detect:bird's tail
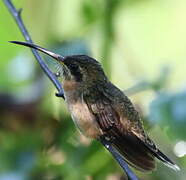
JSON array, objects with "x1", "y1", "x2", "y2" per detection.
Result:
[
  {"x1": 112, "y1": 134, "x2": 156, "y2": 172},
  {"x1": 150, "y1": 147, "x2": 180, "y2": 171},
  {"x1": 140, "y1": 135, "x2": 180, "y2": 171},
  {"x1": 112, "y1": 134, "x2": 180, "y2": 172}
]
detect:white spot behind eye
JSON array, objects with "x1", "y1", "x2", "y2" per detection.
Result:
[{"x1": 55, "y1": 72, "x2": 61, "y2": 77}]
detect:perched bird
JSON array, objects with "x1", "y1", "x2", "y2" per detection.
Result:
[{"x1": 10, "y1": 41, "x2": 180, "y2": 172}]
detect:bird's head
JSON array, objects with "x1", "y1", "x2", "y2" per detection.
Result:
[{"x1": 10, "y1": 41, "x2": 108, "y2": 88}]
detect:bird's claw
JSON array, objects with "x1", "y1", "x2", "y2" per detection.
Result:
[{"x1": 55, "y1": 91, "x2": 65, "y2": 99}]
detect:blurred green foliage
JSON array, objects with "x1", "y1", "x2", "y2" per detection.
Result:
[
  {"x1": 149, "y1": 90, "x2": 186, "y2": 140},
  {"x1": 0, "y1": 0, "x2": 186, "y2": 180}
]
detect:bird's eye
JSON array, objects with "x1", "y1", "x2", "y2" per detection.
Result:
[
  {"x1": 69, "y1": 64, "x2": 78, "y2": 71},
  {"x1": 68, "y1": 64, "x2": 82, "y2": 81}
]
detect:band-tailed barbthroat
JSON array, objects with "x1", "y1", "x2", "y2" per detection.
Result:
[{"x1": 10, "y1": 41, "x2": 179, "y2": 172}]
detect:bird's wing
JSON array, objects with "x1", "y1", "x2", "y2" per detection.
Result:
[
  {"x1": 84, "y1": 83, "x2": 179, "y2": 171},
  {"x1": 83, "y1": 88, "x2": 155, "y2": 171}
]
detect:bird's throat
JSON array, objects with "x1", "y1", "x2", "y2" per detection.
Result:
[{"x1": 63, "y1": 80, "x2": 80, "y2": 92}]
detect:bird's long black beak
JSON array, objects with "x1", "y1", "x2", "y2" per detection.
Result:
[{"x1": 9, "y1": 41, "x2": 65, "y2": 62}]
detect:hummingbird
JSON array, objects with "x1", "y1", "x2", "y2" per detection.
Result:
[{"x1": 10, "y1": 41, "x2": 180, "y2": 172}]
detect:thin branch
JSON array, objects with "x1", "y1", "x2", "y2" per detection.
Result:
[
  {"x1": 3, "y1": 0, "x2": 64, "y2": 98},
  {"x1": 100, "y1": 137, "x2": 139, "y2": 180}
]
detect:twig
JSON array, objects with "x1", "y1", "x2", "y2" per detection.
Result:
[
  {"x1": 3, "y1": 0, "x2": 64, "y2": 98},
  {"x1": 100, "y1": 137, "x2": 139, "y2": 180}
]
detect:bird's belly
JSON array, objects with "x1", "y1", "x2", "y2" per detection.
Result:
[{"x1": 67, "y1": 101, "x2": 102, "y2": 139}]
